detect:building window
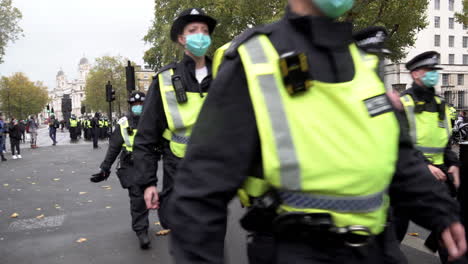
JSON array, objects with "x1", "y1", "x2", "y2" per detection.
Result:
[
  {"x1": 449, "y1": 35, "x2": 455, "y2": 47},
  {"x1": 464, "y1": 37, "x2": 468, "y2": 48},
  {"x1": 464, "y1": 24, "x2": 468, "y2": 30},
  {"x1": 458, "y1": 74, "x2": 465, "y2": 86},
  {"x1": 443, "y1": 74, "x2": 450, "y2": 86},
  {"x1": 459, "y1": 91, "x2": 465, "y2": 108},
  {"x1": 445, "y1": 91, "x2": 453, "y2": 103},
  {"x1": 449, "y1": 0, "x2": 454, "y2": 11},
  {"x1": 435, "y1": 0, "x2": 440, "y2": 10},
  {"x1": 435, "y1": 16, "x2": 441, "y2": 28},
  {"x1": 436, "y1": 53, "x2": 441, "y2": 64},
  {"x1": 464, "y1": 55, "x2": 468, "y2": 65},
  {"x1": 449, "y1": 54, "x2": 455, "y2": 64},
  {"x1": 449, "y1": 17, "x2": 454, "y2": 29},
  {"x1": 435, "y1": 35, "x2": 441, "y2": 47}
]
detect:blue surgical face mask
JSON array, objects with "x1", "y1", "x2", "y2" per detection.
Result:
[
  {"x1": 421, "y1": 70, "x2": 440, "y2": 88},
  {"x1": 131, "y1": 105, "x2": 143, "y2": 116},
  {"x1": 185, "y1": 33, "x2": 212, "y2": 57},
  {"x1": 313, "y1": 0, "x2": 355, "y2": 19}
]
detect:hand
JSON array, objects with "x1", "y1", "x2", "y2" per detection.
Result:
[
  {"x1": 428, "y1": 165, "x2": 447, "y2": 181},
  {"x1": 144, "y1": 186, "x2": 160, "y2": 210},
  {"x1": 387, "y1": 90, "x2": 403, "y2": 111},
  {"x1": 441, "y1": 222, "x2": 467, "y2": 261},
  {"x1": 448, "y1": 166, "x2": 460, "y2": 189},
  {"x1": 90, "y1": 170, "x2": 110, "y2": 183}
]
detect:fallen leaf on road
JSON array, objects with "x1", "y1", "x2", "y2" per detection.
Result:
[
  {"x1": 36, "y1": 208, "x2": 42, "y2": 211},
  {"x1": 154, "y1": 222, "x2": 161, "y2": 226},
  {"x1": 101, "y1": 185, "x2": 111, "y2": 188},
  {"x1": 3, "y1": 184, "x2": 9, "y2": 187},
  {"x1": 82, "y1": 162, "x2": 86, "y2": 164},
  {"x1": 59, "y1": 169, "x2": 64, "y2": 172},
  {"x1": 53, "y1": 178, "x2": 61, "y2": 181},
  {"x1": 105, "y1": 206, "x2": 112, "y2": 209},
  {"x1": 36, "y1": 214, "x2": 45, "y2": 219},
  {"x1": 156, "y1": 230, "x2": 171, "y2": 236},
  {"x1": 26, "y1": 177, "x2": 31, "y2": 179},
  {"x1": 408, "y1": 233, "x2": 419, "y2": 237},
  {"x1": 10, "y1": 213, "x2": 19, "y2": 218},
  {"x1": 16, "y1": 189, "x2": 22, "y2": 191},
  {"x1": 31, "y1": 182, "x2": 36, "y2": 185},
  {"x1": 79, "y1": 192, "x2": 87, "y2": 195},
  {"x1": 71, "y1": 171, "x2": 75, "y2": 174},
  {"x1": 76, "y1": 238, "x2": 87, "y2": 243},
  {"x1": 66, "y1": 189, "x2": 71, "y2": 192}
]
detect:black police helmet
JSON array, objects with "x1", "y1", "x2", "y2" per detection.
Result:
[
  {"x1": 128, "y1": 91, "x2": 146, "y2": 104},
  {"x1": 170, "y1": 8, "x2": 217, "y2": 42}
]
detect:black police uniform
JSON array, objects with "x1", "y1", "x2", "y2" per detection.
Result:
[
  {"x1": 91, "y1": 114, "x2": 100, "y2": 149},
  {"x1": 99, "y1": 113, "x2": 149, "y2": 235},
  {"x1": 133, "y1": 54, "x2": 212, "y2": 228},
  {"x1": 166, "y1": 7, "x2": 461, "y2": 264},
  {"x1": 393, "y1": 52, "x2": 464, "y2": 264}
]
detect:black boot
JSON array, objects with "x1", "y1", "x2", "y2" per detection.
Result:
[{"x1": 137, "y1": 230, "x2": 151, "y2": 250}]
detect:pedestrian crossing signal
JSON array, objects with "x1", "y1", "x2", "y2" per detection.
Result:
[{"x1": 106, "y1": 81, "x2": 116, "y2": 102}]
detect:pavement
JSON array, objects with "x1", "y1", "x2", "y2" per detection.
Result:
[{"x1": 0, "y1": 129, "x2": 454, "y2": 264}]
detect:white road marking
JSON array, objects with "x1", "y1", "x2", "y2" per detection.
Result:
[{"x1": 8, "y1": 215, "x2": 66, "y2": 232}]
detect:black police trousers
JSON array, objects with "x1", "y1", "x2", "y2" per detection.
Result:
[
  {"x1": 247, "y1": 226, "x2": 407, "y2": 264},
  {"x1": 127, "y1": 185, "x2": 149, "y2": 233}
]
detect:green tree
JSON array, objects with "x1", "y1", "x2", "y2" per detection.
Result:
[
  {"x1": 0, "y1": 0, "x2": 23, "y2": 64},
  {"x1": 143, "y1": 0, "x2": 429, "y2": 67},
  {"x1": 455, "y1": 0, "x2": 468, "y2": 27},
  {"x1": 84, "y1": 56, "x2": 129, "y2": 116},
  {"x1": 0, "y1": 73, "x2": 49, "y2": 119}
]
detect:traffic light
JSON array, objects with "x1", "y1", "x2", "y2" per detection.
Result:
[
  {"x1": 51, "y1": 107, "x2": 54, "y2": 114},
  {"x1": 106, "y1": 81, "x2": 116, "y2": 102},
  {"x1": 126, "y1": 61, "x2": 136, "y2": 94},
  {"x1": 46, "y1": 104, "x2": 50, "y2": 112}
]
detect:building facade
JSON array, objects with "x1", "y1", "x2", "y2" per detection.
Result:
[
  {"x1": 135, "y1": 65, "x2": 156, "y2": 92},
  {"x1": 49, "y1": 57, "x2": 91, "y2": 120},
  {"x1": 384, "y1": 0, "x2": 468, "y2": 109}
]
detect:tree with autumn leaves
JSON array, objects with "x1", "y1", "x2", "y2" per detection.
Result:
[
  {"x1": 143, "y1": 0, "x2": 430, "y2": 68},
  {"x1": 0, "y1": 73, "x2": 49, "y2": 119}
]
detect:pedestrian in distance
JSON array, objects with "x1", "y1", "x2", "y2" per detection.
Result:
[
  {"x1": 27, "y1": 115, "x2": 39, "y2": 149},
  {"x1": 8, "y1": 118, "x2": 22, "y2": 160},
  {"x1": 49, "y1": 115, "x2": 59, "y2": 146},
  {"x1": 165, "y1": 0, "x2": 467, "y2": 263},
  {"x1": 69, "y1": 114, "x2": 79, "y2": 143},
  {"x1": 18, "y1": 120, "x2": 26, "y2": 144},
  {"x1": 0, "y1": 113, "x2": 7, "y2": 161},
  {"x1": 133, "y1": 7, "x2": 218, "y2": 232},
  {"x1": 91, "y1": 91, "x2": 151, "y2": 249},
  {"x1": 91, "y1": 112, "x2": 100, "y2": 149}
]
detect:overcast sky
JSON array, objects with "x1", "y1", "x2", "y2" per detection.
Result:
[{"x1": 0, "y1": 0, "x2": 155, "y2": 90}]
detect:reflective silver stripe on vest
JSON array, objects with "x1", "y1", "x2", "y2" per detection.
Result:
[
  {"x1": 161, "y1": 70, "x2": 185, "y2": 131},
  {"x1": 171, "y1": 134, "x2": 190, "y2": 144},
  {"x1": 402, "y1": 95, "x2": 417, "y2": 145},
  {"x1": 279, "y1": 190, "x2": 385, "y2": 213},
  {"x1": 121, "y1": 121, "x2": 132, "y2": 148},
  {"x1": 416, "y1": 146, "x2": 445, "y2": 154},
  {"x1": 243, "y1": 37, "x2": 301, "y2": 190}
]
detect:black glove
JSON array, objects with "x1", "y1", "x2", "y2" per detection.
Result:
[{"x1": 90, "y1": 170, "x2": 110, "y2": 183}]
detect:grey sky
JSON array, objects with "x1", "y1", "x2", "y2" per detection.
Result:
[{"x1": 0, "y1": 0, "x2": 154, "y2": 90}]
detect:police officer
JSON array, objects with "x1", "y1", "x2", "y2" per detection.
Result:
[
  {"x1": 133, "y1": 8, "x2": 217, "y2": 229},
  {"x1": 396, "y1": 51, "x2": 463, "y2": 263},
  {"x1": 164, "y1": 1, "x2": 466, "y2": 263},
  {"x1": 69, "y1": 114, "x2": 78, "y2": 142},
  {"x1": 90, "y1": 91, "x2": 151, "y2": 249},
  {"x1": 91, "y1": 112, "x2": 100, "y2": 149}
]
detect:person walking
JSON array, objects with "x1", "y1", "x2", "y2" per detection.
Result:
[
  {"x1": 8, "y1": 118, "x2": 21, "y2": 159},
  {"x1": 0, "y1": 113, "x2": 7, "y2": 161},
  {"x1": 163, "y1": 1, "x2": 466, "y2": 263},
  {"x1": 133, "y1": 7, "x2": 217, "y2": 232},
  {"x1": 49, "y1": 115, "x2": 59, "y2": 146},
  {"x1": 396, "y1": 51, "x2": 464, "y2": 264},
  {"x1": 91, "y1": 112, "x2": 100, "y2": 149},
  {"x1": 91, "y1": 91, "x2": 151, "y2": 249},
  {"x1": 27, "y1": 116, "x2": 39, "y2": 149}
]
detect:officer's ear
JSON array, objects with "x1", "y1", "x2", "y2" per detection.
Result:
[{"x1": 178, "y1": 34, "x2": 187, "y2": 47}]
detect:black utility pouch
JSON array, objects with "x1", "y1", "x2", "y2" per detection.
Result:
[
  {"x1": 171, "y1": 75, "x2": 188, "y2": 103},
  {"x1": 240, "y1": 190, "x2": 281, "y2": 232}
]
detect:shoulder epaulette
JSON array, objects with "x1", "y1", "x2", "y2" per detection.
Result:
[
  {"x1": 118, "y1": 116, "x2": 128, "y2": 126},
  {"x1": 156, "y1": 62, "x2": 177, "y2": 75},
  {"x1": 225, "y1": 22, "x2": 277, "y2": 59}
]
